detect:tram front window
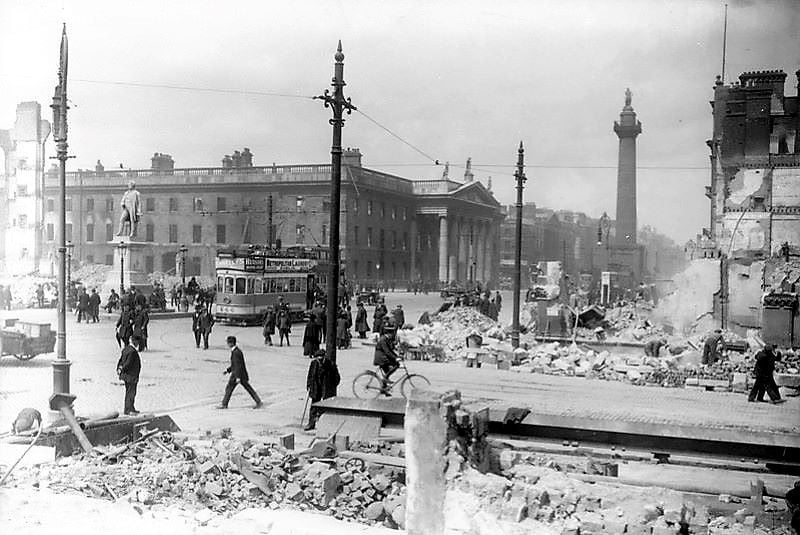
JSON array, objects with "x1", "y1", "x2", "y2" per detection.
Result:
[
  {"x1": 235, "y1": 277, "x2": 246, "y2": 294},
  {"x1": 224, "y1": 277, "x2": 234, "y2": 293}
]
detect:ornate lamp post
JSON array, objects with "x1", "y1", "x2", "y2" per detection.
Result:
[
  {"x1": 50, "y1": 25, "x2": 71, "y2": 396},
  {"x1": 179, "y1": 244, "x2": 188, "y2": 288},
  {"x1": 315, "y1": 41, "x2": 356, "y2": 367},
  {"x1": 66, "y1": 240, "x2": 74, "y2": 288},
  {"x1": 511, "y1": 142, "x2": 526, "y2": 349},
  {"x1": 118, "y1": 241, "x2": 128, "y2": 294}
]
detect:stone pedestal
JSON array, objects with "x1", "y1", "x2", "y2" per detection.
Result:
[{"x1": 103, "y1": 237, "x2": 150, "y2": 296}]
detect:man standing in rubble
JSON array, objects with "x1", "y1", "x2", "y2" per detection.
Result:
[
  {"x1": 748, "y1": 344, "x2": 784, "y2": 404},
  {"x1": 702, "y1": 329, "x2": 724, "y2": 365}
]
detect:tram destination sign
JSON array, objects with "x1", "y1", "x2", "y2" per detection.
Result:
[{"x1": 216, "y1": 256, "x2": 313, "y2": 272}]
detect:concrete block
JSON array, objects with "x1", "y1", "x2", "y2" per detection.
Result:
[{"x1": 279, "y1": 433, "x2": 295, "y2": 450}]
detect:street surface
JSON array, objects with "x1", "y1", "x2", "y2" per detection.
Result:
[{"x1": 1, "y1": 291, "x2": 797, "y2": 439}]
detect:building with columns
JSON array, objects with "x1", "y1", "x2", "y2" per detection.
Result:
[
  {"x1": 36, "y1": 146, "x2": 504, "y2": 286},
  {"x1": 0, "y1": 102, "x2": 52, "y2": 274}
]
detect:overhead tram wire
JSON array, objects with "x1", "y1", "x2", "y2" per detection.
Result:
[{"x1": 70, "y1": 78, "x2": 315, "y2": 100}]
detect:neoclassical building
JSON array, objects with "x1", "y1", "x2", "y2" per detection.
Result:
[{"x1": 37, "y1": 147, "x2": 504, "y2": 286}]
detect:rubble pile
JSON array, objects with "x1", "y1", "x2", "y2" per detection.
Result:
[
  {"x1": 398, "y1": 307, "x2": 505, "y2": 360},
  {"x1": 9, "y1": 432, "x2": 408, "y2": 530},
  {"x1": 72, "y1": 263, "x2": 112, "y2": 291}
]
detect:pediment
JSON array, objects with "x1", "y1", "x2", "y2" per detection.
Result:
[{"x1": 450, "y1": 181, "x2": 501, "y2": 207}]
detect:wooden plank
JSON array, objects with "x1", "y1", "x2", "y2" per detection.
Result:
[{"x1": 315, "y1": 412, "x2": 382, "y2": 442}]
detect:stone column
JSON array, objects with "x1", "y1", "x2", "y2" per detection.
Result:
[
  {"x1": 409, "y1": 217, "x2": 417, "y2": 281},
  {"x1": 405, "y1": 390, "x2": 446, "y2": 535},
  {"x1": 448, "y1": 217, "x2": 459, "y2": 283},
  {"x1": 458, "y1": 218, "x2": 468, "y2": 283},
  {"x1": 476, "y1": 221, "x2": 486, "y2": 283},
  {"x1": 438, "y1": 215, "x2": 448, "y2": 283},
  {"x1": 484, "y1": 222, "x2": 494, "y2": 285}
]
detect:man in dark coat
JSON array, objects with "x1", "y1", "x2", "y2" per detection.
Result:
[
  {"x1": 277, "y1": 308, "x2": 291, "y2": 346},
  {"x1": 133, "y1": 288, "x2": 147, "y2": 310},
  {"x1": 303, "y1": 316, "x2": 320, "y2": 356},
  {"x1": 89, "y1": 289, "x2": 101, "y2": 323},
  {"x1": 304, "y1": 350, "x2": 341, "y2": 430},
  {"x1": 373, "y1": 300, "x2": 388, "y2": 334},
  {"x1": 262, "y1": 306, "x2": 276, "y2": 346},
  {"x1": 116, "y1": 305, "x2": 133, "y2": 347},
  {"x1": 217, "y1": 336, "x2": 263, "y2": 409},
  {"x1": 117, "y1": 335, "x2": 142, "y2": 415},
  {"x1": 132, "y1": 306, "x2": 149, "y2": 351},
  {"x1": 191, "y1": 305, "x2": 204, "y2": 348},
  {"x1": 77, "y1": 288, "x2": 89, "y2": 323},
  {"x1": 748, "y1": 344, "x2": 784, "y2": 403},
  {"x1": 392, "y1": 304, "x2": 405, "y2": 330},
  {"x1": 355, "y1": 302, "x2": 369, "y2": 338},
  {"x1": 702, "y1": 329, "x2": 723, "y2": 365},
  {"x1": 197, "y1": 307, "x2": 214, "y2": 350},
  {"x1": 373, "y1": 326, "x2": 400, "y2": 392}
]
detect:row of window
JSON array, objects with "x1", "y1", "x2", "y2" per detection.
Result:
[
  {"x1": 352, "y1": 226, "x2": 409, "y2": 250},
  {"x1": 46, "y1": 223, "x2": 234, "y2": 244},
  {"x1": 47, "y1": 196, "x2": 235, "y2": 214},
  {"x1": 349, "y1": 260, "x2": 408, "y2": 280},
  {"x1": 217, "y1": 276, "x2": 308, "y2": 295}
]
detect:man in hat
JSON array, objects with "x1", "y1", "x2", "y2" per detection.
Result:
[
  {"x1": 392, "y1": 304, "x2": 405, "y2": 330},
  {"x1": 702, "y1": 329, "x2": 723, "y2": 365},
  {"x1": 748, "y1": 344, "x2": 784, "y2": 404},
  {"x1": 217, "y1": 336, "x2": 263, "y2": 409},
  {"x1": 373, "y1": 325, "x2": 400, "y2": 394}
]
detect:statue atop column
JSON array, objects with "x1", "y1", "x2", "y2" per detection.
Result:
[
  {"x1": 116, "y1": 180, "x2": 141, "y2": 239},
  {"x1": 624, "y1": 88, "x2": 632, "y2": 109},
  {"x1": 442, "y1": 161, "x2": 450, "y2": 180}
]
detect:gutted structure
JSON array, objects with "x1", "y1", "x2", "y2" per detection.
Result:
[{"x1": 706, "y1": 69, "x2": 800, "y2": 331}]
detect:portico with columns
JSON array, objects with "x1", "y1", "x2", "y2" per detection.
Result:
[{"x1": 412, "y1": 178, "x2": 504, "y2": 286}]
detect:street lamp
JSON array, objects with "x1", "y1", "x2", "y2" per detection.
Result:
[
  {"x1": 118, "y1": 241, "x2": 127, "y2": 294},
  {"x1": 179, "y1": 244, "x2": 188, "y2": 288}
]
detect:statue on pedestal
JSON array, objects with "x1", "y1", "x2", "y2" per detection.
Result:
[{"x1": 116, "y1": 180, "x2": 142, "y2": 239}]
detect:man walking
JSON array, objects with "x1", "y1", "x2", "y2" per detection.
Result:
[
  {"x1": 217, "y1": 336, "x2": 263, "y2": 409},
  {"x1": 89, "y1": 288, "x2": 101, "y2": 323},
  {"x1": 117, "y1": 335, "x2": 142, "y2": 415},
  {"x1": 77, "y1": 287, "x2": 89, "y2": 323},
  {"x1": 748, "y1": 344, "x2": 784, "y2": 404},
  {"x1": 197, "y1": 306, "x2": 214, "y2": 350}
]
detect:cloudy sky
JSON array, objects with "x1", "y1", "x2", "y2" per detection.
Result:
[{"x1": 1, "y1": 0, "x2": 798, "y2": 243}]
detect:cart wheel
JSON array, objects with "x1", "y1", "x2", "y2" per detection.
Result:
[
  {"x1": 344, "y1": 457, "x2": 365, "y2": 472},
  {"x1": 13, "y1": 353, "x2": 37, "y2": 361}
]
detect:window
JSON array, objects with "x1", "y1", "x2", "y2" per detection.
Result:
[
  {"x1": 216, "y1": 224, "x2": 226, "y2": 244},
  {"x1": 367, "y1": 227, "x2": 372, "y2": 248},
  {"x1": 243, "y1": 224, "x2": 252, "y2": 244},
  {"x1": 224, "y1": 277, "x2": 234, "y2": 293},
  {"x1": 86, "y1": 223, "x2": 94, "y2": 242},
  {"x1": 402, "y1": 232, "x2": 408, "y2": 251},
  {"x1": 367, "y1": 261, "x2": 373, "y2": 277},
  {"x1": 192, "y1": 225, "x2": 202, "y2": 244},
  {"x1": 391, "y1": 206, "x2": 397, "y2": 220},
  {"x1": 145, "y1": 256, "x2": 154, "y2": 273},
  {"x1": 247, "y1": 278, "x2": 255, "y2": 294},
  {"x1": 47, "y1": 199, "x2": 54, "y2": 212},
  {"x1": 65, "y1": 198, "x2": 72, "y2": 212},
  {"x1": 353, "y1": 199, "x2": 359, "y2": 214},
  {"x1": 46, "y1": 223, "x2": 54, "y2": 241},
  {"x1": 217, "y1": 197, "x2": 226, "y2": 212},
  {"x1": 217, "y1": 277, "x2": 223, "y2": 292},
  {"x1": 403, "y1": 207, "x2": 408, "y2": 221},
  {"x1": 86, "y1": 198, "x2": 94, "y2": 211},
  {"x1": 353, "y1": 260, "x2": 359, "y2": 278},
  {"x1": 145, "y1": 198, "x2": 155, "y2": 212},
  {"x1": 295, "y1": 224, "x2": 305, "y2": 244},
  {"x1": 235, "y1": 277, "x2": 246, "y2": 294},
  {"x1": 169, "y1": 198, "x2": 178, "y2": 212},
  {"x1": 296, "y1": 196, "x2": 305, "y2": 213},
  {"x1": 105, "y1": 254, "x2": 114, "y2": 265},
  {"x1": 322, "y1": 200, "x2": 331, "y2": 212},
  {"x1": 146, "y1": 223, "x2": 154, "y2": 242},
  {"x1": 321, "y1": 224, "x2": 327, "y2": 243},
  {"x1": 367, "y1": 200, "x2": 373, "y2": 216},
  {"x1": 106, "y1": 223, "x2": 113, "y2": 241},
  {"x1": 193, "y1": 198, "x2": 203, "y2": 212},
  {"x1": 189, "y1": 257, "x2": 202, "y2": 276},
  {"x1": 380, "y1": 229, "x2": 385, "y2": 249},
  {"x1": 380, "y1": 202, "x2": 385, "y2": 218},
  {"x1": 354, "y1": 226, "x2": 359, "y2": 245},
  {"x1": 66, "y1": 223, "x2": 72, "y2": 242},
  {"x1": 106, "y1": 198, "x2": 114, "y2": 213},
  {"x1": 169, "y1": 224, "x2": 178, "y2": 243},
  {"x1": 254, "y1": 278, "x2": 263, "y2": 294},
  {"x1": 392, "y1": 230, "x2": 397, "y2": 249},
  {"x1": 86, "y1": 254, "x2": 94, "y2": 263}
]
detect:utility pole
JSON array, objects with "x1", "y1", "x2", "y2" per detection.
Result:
[
  {"x1": 50, "y1": 24, "x2": 71, "y2": 397},
  {"x1": 267, "y1": 194, "x2": 274, "y2": 247},
  {"x1": 315, "y1": 41, "x2": 356, "y2": 367},
  {"x1": 511, "y1": 142, "x2": 526, "y2": 349}
]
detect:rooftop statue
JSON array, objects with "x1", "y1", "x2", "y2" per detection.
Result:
[{"x1": 625, "y1": 88, "x2": 632, "y2": 108}]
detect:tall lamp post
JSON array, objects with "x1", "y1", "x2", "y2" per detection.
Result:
[
  {"x1": 118, "y1": 241, "x2": 127, "y2": 294},
  {"x1": 66, "y1": 241, "x2": 74, "y2": 288},
  {"x1": 51, "y1": 25, "x2": 71, "y2": 396},
  {"x1": 179, "y1": 244, "x2": 188, "y2": 288},
  {"x1": 315, "y1": 41, "x2": 356, "y2": 367},
  {"x1": 511, "y1": 142, "x2": 526, "y2": 349}
]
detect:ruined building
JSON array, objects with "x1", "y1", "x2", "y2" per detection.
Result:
[{"x1": 706, "y1": 69, "x2": 800, "y2": 331}]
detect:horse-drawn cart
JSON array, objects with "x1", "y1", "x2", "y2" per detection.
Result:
[{"x1": 0, "y1": 321, "x2": 56, "y2": 361}]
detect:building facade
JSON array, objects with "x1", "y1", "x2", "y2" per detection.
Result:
[
  {"x1": 704, "y1": 69, "x2": 800, "y2": 330},
  {"x1": 37, "y1": 147, "x2": 504, "y2": 286},
  {"x1": 0, "y1": 102, "x2": 51, "y2": 274}
]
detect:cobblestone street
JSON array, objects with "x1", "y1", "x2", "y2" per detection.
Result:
[{"x1": 1, "y1": 292, "x2": 797, "y2": 439}]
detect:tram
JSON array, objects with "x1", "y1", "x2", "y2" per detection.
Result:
[{"x1": 212, "y1": 246, "x2": 329, "y2": 324}]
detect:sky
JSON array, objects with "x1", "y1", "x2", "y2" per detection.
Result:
[{"x1": 1, "y1": 0, "x2": 798, "y2": 244}]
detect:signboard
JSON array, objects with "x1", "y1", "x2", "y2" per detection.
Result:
[{"x1": 216, "y1": 255, "x2": 314, "y2": 273}]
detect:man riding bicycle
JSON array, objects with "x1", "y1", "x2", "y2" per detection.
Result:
[{"x1": 373, "y1": 325, "x2": 400, "y2": 393}]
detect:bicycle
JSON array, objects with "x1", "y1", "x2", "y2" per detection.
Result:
[{"x1": 352, "y1": 357, "x2": 431, "y2": 399}]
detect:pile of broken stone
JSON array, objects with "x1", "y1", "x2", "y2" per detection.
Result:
[{"x1": 7, "y1": 432, "x2": 409, "y2": 530}]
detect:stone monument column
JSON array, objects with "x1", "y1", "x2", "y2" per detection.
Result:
[{"x1": 614, "y1": 88, "x2": 642, "y2": 246}]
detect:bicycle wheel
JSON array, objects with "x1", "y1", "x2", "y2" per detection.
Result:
[
  {"x1": 400, "y1": 374, "x2": 431, "y2": 398},
  {"x1": 353, "y1": 371, "x2": 383, "y2": 399}
]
